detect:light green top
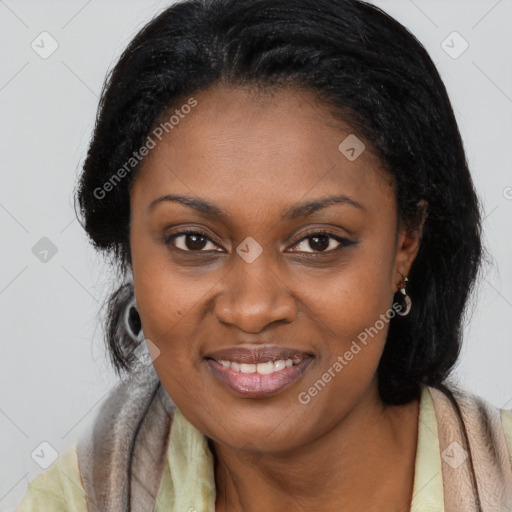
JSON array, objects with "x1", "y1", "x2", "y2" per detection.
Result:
[{"x1": 16, "y1": 386, "x2": 512, "y2": 511}]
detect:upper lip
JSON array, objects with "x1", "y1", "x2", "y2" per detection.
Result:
[{"x1": 205, "y1": 345, "x2": 312, "y2": 364}]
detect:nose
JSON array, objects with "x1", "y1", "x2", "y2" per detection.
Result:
[{"x1": 213, "y1": 253, "x2": 297, "y2": 333}]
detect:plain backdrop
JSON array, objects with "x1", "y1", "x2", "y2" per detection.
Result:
[{"x1": 1, "y1": 0, "x2": 511, "y2": 509}]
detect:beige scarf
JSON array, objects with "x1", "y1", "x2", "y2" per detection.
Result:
[{"x1": 76, "y1": 363, "x2": 512, "y2": 511}]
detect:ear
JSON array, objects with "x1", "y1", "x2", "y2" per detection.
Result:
[{"x1": 393, "y1": 200, "x2": 428, "y2": 292}]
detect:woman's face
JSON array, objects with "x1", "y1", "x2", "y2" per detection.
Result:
[{"x1": 129, "y1": 84, "x2": 421, "y2": 453}]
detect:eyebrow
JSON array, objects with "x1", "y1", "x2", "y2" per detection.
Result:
[{"x1": 148, "y1": 193, "x2": 364, "y2": 220}]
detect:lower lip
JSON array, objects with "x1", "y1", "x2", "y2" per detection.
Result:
[{"x1": 206, "y1": 357, "x2": 313, "y2": 398}]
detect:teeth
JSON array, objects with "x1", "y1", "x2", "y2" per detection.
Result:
[
  {"x1": 256, "y1": 361, "x2": 274, "y2": 375},
  {"x1": 240, "y1": 363, "x2": 256, "y2": 374},
  {"x1": 274, "y1": 360, "x2": 286, "y2": 371},
  {"x1": 218, "y1": 358, "x2": 302, "y2": 374}
]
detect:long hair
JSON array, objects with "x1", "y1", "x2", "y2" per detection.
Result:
[{"x1": 75, "y1": 2, "x2": 484, "y2": 505}]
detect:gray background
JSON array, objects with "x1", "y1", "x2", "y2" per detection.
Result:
[{"x1": 1, "y1": 0, "x2": 511, "y2": 509}]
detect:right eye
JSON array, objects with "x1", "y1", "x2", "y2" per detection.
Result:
[{"x1": 164, "y1": 229, "x2": 224, "y2": 252}]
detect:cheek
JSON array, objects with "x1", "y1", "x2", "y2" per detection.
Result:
[
  {"x1": 132, "y1": 258, "x2": 214, "y2": 359},
  {"x1": 129, "y1": 221, "x2": 197, "y2": 357},
  {"x1": 297, "y1": 231, "x2": 396, "y2": 404},
  {"x1": 131, "y1": 259, "x2": 216, "y2": 416},
  {"x1": 310, "y1": 235, "x2": 396, "y2": 345},
  {"x1": 129, "y1": 207, "x2": 215, "y2": 337}
]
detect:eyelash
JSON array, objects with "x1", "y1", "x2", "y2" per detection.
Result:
[{"x1": 163, "y1": 228, "x2": 357, "y2": 255}]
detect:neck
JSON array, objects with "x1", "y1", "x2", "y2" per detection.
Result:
[{"x1": 211, "y1": 384, "x2": 420, "y2": 512}]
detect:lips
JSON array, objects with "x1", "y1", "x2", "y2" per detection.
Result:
[
  {"x1": 205, "y1": 345, "x2": 314, "y2": 398},
  {"x1": 205, "y1": 346, "x2": 310, "y2": 364}
]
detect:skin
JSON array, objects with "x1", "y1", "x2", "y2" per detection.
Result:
[{"x1": 129, "y1": 83, "x2": 424, "y2": 511}]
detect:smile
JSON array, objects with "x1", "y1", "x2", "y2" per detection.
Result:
[
  {"x1": 217, "y1": 357, "x2": 303, "y2": 374},
  {"x1": 205, "y1": 345, "x2": 314, "y2": 398}
]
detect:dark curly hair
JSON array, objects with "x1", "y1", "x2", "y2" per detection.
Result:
[{"x1": 75, "y1": 0, "x2": 483, "y2": 409}]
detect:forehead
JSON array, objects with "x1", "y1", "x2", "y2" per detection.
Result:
[{"x1": 132, "y1": 84, "x2": 394, "y2": 220}]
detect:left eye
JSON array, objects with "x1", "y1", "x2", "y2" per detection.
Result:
[{"x1": 288, "y1": 232, "x2": 347, "y2": 253}]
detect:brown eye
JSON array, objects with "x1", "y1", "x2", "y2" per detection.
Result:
[
  {"x1": 288, "y1": 231, "x2": 357, "y2": 253},
  {"x1": 164, "y1": 230, "x2": 222, "y2": 252}
]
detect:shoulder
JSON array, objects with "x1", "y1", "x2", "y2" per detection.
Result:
[
  {"x1": 75, "y1": 366, "x2": 175, "y2": 510},
  {"x1": 16, "y1": 365, "x2": 174, "y2": 512},
  {"x1": 459, "y1": 387, "x2": 512, "y2": 470},
  {"x1": 429, "y1": 383, "x2": 512, "y2": 471},
  {"x1": 500, "y1": 407, "x2": 512, "y2": 469},
  {"x1": 16, "y1": 444, "x2": 87, "y2": 512}
]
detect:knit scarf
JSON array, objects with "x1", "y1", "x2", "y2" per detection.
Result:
[{"x1": 76, "y1": 363, "x2": 512, "y2": 511}]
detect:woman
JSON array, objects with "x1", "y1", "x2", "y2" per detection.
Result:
[{"x1": 16, "y1": 0, "x2": 512, "y2": 510}]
